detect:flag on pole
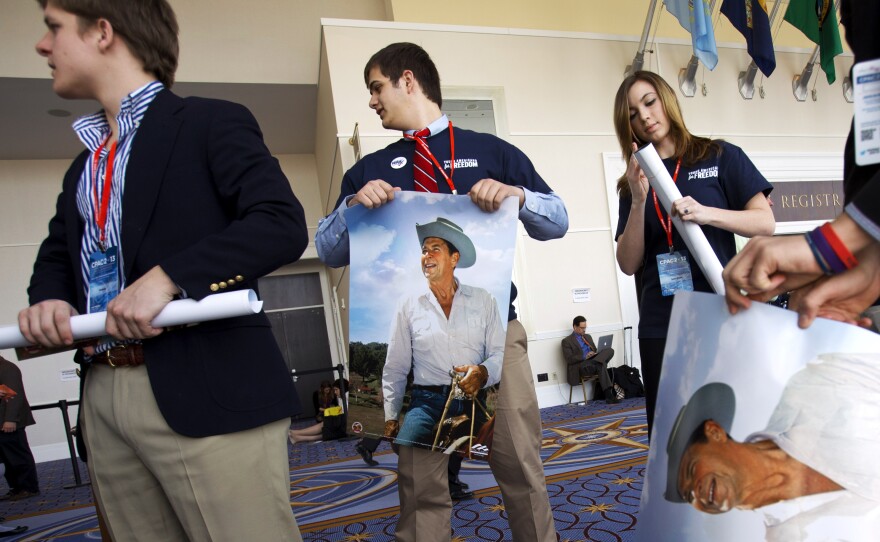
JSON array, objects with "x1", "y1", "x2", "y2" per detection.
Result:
[
  {"x1": 720, "y1": 0, "x2": 776, "y2": 76},
  {"x1": 784, "y1": 0, "x2": 843, "y2": 84},
  {"x1": 666, "y1": 0, "x2": 719, "y2": 70}
]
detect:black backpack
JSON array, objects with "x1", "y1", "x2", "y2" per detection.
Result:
[
  {"x1": 611, "y1": 366, "x2": 645, "y2": 398},
  {"x1": 321, "y1": 411, "x2": 347, "y2": 441}
]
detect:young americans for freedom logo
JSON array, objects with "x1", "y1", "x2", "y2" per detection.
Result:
[
  {"x1": 443, "y1": 158, "x2": 479, "y2": 169},
  {"x1": 687, "y1": 166, "x2": 718, "y2": 181},
  {"x1": 390, "y1": 157, "x2": 407, "y2": 169}
]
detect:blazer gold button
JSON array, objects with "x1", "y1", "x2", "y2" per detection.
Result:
[
  {"x1": 227, "y1": 279, "x2": 236, "y2": 286},
  {"x1": 235, "y1": 275, "x2": 244, "y2": 282},
  {"x1": 219, "y1": 281, "x2": 228, "y2": 289},
  {"x1": 210, "y1": 283, "x2": 219, "y2": 292}
]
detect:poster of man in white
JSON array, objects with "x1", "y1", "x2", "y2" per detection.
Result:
[
  {"x1": 346, "y1": 192, "x2": 518, "y2": 458},
  {"x1": 638, "y1": 291, "x2": 880, "y2": 542}
]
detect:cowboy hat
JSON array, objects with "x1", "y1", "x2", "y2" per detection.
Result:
[
  {"x1": 416, "y1": 217, "x2": 476, "y2": 268},
  {"x1": 664, "y1": 382, "x2": 736, "y2": 503}
]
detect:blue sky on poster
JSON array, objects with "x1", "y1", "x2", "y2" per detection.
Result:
[{"x1": 346, "y1": 192, "x2": 518, "y2": 344}]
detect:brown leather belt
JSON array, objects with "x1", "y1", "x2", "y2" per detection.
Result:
[{"x1": 91, "y1": 344, "x2": 145, "y2": 368}]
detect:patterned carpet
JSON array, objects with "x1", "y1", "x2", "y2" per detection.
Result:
[{"x1": 0, "y1": 398, "x2": 647, "y2": 541}]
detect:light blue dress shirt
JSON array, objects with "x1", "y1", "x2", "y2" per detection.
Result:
[{"x1": 382, "y1": 280, "x2": 505, "y2": 421}]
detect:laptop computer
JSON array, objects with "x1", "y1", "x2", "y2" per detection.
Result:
[{"x1": 597, "y1": 334, "x2": 613, "y2": 352}]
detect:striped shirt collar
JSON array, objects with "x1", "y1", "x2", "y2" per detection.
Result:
[{"x1": 72, "y1": 80, "x2": 164, "y2": 151}]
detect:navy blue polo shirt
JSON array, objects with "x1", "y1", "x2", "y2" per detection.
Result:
[
  {"x1": 615, "y1": 141, "x2": 773, "y2": 339},
  {"x1": 336, "y1": 127, "x2": 553, "y2": 322}
]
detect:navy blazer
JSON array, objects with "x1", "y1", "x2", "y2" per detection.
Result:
[{"x1": 28, "y1": 90, "x2": 308, "y2": 437}]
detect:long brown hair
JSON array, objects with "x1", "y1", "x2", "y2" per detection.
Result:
[
  {"x1": 612, "y1": 71, "x2": 720, "y2": 197},
  {"x1": 317, "y1": 380, "x2": 334, "y2": 408}
]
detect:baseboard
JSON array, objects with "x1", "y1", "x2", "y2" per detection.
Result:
[{"x1": 536, "y1": 382, "x2": 596, "y2": 409}]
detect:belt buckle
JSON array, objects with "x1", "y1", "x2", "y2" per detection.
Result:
[{"x1": 104, "y1": 345, "x2": 123, "y2": 368}]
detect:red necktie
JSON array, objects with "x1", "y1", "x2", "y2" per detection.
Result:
[{"x1": 412, "y1": 128, "x2": 438, "y2": 193}]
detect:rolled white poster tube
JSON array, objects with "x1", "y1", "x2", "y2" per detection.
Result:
[
  {"x1": 633, "y1": 143, "x2": 725, "y2": 295},
  {"x1": 0, "y1": 290, "x2": 263, "y2": 350}
]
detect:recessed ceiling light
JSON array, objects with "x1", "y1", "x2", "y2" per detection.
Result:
[{"x1": 47, "y1": 109, "x2": 71, "y2": 117}]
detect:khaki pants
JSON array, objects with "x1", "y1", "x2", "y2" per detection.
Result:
[
  {"x1": 394, "y1": 320, "x2": 556, "y2": 541},
  {"x1": 82, "y1": 364, "x2": 301, "y2": 542},
  {"x1": 395, "y1": 445, "x2": 451, "y2": 541},
  {"x1": 489, "y1": 320, "x2": 556, "y2": 542}
]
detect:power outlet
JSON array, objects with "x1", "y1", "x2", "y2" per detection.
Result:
[
  {"x1": 550, "y1": 372, "x2": 558, "y2": 381},
  {"x1": 537, "y1": 372, "x2": 549, "y2": 382}
]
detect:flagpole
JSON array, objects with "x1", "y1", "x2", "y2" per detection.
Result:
[
  {"x1": 678, "y1": 0, "x2": 719, "y2": 97},
  {"x1": 738, "y1": 0, "x2": 785, "y2": 99},
  {"x1": 792, "y1": 45, "x2": 821, "y2": 101},
  {"x1": 625, "y1": 0, "x2": 659, "y2": 77},
  {"x1": 842, "y1": 75, "x2": 854, "y2": 103},
  {"x1": 678, "y1": 56, "x2": 701, "y2": 97},
  {"x1": 791, "y1": 0, "x2": 839, "y2": 101}
]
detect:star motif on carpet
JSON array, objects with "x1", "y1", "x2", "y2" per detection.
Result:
[
  {"x1": 542, "y1": 416, "x2": 649, "y2": 462},
  {"x1": 288, "y1": 470, "x2": 398, "y2": 510},
  {"x1": 581, "y1": 503, "x2": 615, "y2": 514},
  {"x1": 485, "y1": 503, "x2": 506, "y2": 513},
  {"x1": 610, "y1": 477, "x2": 638, "y2": 485},
  {"x1": 452, "y1": 536, "x2": 469, "y2": 542},
  {"x1": 342, "y1": 534, "x2": 372, "y2": 541}
]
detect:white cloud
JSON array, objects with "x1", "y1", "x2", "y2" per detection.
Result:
[
  {"x1": 351, "y1": 223, "x2": 396, "y2": 264},
  {"x1": 350, "y1": 257, "x2": 420, "y2": 310},
  {"x1": 397, "y1": 192, "x2": 442, "y2": 206}
]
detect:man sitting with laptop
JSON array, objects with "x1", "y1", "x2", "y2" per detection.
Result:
[{"x1": 561, "y1": 316, "x2": 620, "y2": 404}]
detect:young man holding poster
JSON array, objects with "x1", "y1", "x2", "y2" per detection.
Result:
[
  {"x1": 316, "y1": 42, "x2": 568, "y2": 542},
  {"x1": 18, "y1": 1, "x2": 308, "y2": 539}
]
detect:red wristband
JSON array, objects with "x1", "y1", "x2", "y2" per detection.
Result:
[{"x1": 819, "y1": 222, "x2": 858, "y2": 270}]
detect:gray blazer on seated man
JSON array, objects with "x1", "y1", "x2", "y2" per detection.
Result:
[{"x1": 561, "y1": 316, "x2": 619, "y2": 404}]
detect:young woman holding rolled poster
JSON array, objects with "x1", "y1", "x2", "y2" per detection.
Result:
[{"x1": 612, "y1": 71, "x2": 775, "y2": 438}]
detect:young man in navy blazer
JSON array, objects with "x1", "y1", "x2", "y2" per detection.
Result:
[{"x1": 19, "y1": 1, "x2": 308, "y2": 539}]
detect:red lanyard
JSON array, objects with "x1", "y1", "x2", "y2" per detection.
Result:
[
  {"x1": 404, "y1": 121, "x2": 457, "y2": 194},
  {"x1": 91, "y1": 136, "x2": 118, "y2": 250},
  {"x1": 651, "y1": 159, "x2": 681, "y2": 253}
]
